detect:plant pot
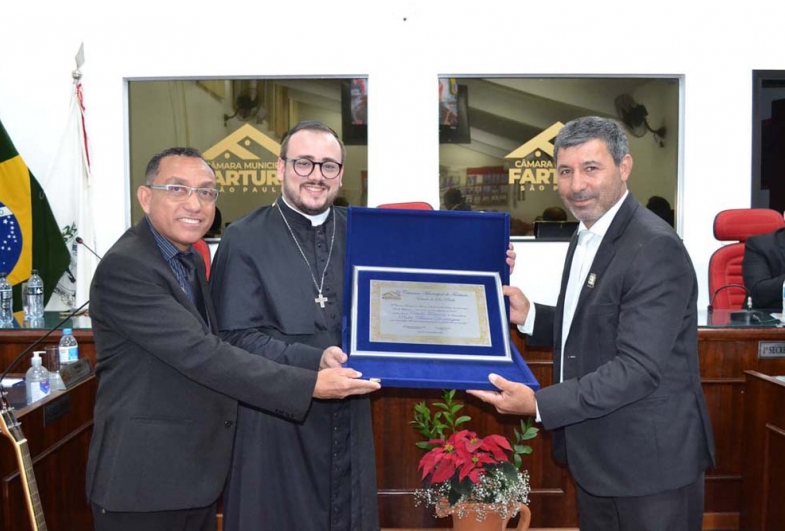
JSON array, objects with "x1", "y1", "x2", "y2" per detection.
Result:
[{"x1": 437, "y1": 501, "x2": 531, "y2": 531}]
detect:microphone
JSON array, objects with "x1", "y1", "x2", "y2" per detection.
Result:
[
  {"x1": 707, "y1": 283, "x2": 779, "y2": 325},
  {"x1": 76, "y1": 237, "x2": 102, "y2": 261},
  {"x1": 0, "y1": 300, "x2": 90, "y2": 386},
  {"x1": 707, "y1": 283, "x2": 752, "y2": 312}
]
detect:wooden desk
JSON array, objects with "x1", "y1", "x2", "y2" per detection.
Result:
[
  {"x1": 740, "y1": 371, "x2": 785, "y2": 531},
  {"x1": 2, "y1": 324, "x2": 785, "y2": 529},
  {"x1": 0, "y1": 377, "x2": 96, "y2": 531},
  {"x1": 373, "y1": 325, "x2": 785, "y2": 529}
]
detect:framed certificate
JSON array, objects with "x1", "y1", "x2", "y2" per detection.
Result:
[
  {"x1": 351, "y1": 267, "x2": 511, "y2": 361},
  {"x1": 342, "y1": 207, "x2": 539, "y2": 391}
]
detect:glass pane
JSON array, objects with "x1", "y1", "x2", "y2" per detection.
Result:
[
  {"x1": 128, "y1": 78, "x2": 368, "y2": 233},
  {"x1": 752, "y1": 71, "x2": 785, "y2": 213},
  {"x1": 437, "y1": 77, "x2": 680, "y2": 236}
]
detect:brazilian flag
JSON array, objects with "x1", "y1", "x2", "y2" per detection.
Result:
[{"x1": 0, "y1": 117, "x2": 70, "y2": 312}]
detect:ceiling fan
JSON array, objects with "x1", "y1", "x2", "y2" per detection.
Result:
[
  {"x1": 614, "y1": 94, "x2": 666, "y2": 146},
  {"x1": 223, "y1": 80, "x2": 268, "y2": 126}
]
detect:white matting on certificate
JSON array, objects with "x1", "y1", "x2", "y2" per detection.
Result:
[{"x1": 351, "y1": 266, "x2": 511, "y2": 361}]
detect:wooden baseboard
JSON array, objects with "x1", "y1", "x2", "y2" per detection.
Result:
[
  {"x1": 702, "y1": 512, "x2": 739, "y2": 530},
  {"x1": 232, "y1": 513, "x2": 736, "y2": 531}
]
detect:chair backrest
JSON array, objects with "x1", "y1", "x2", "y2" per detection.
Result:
[
  {"x1": 376, "y1": 201, "x2": 434, "y2": 211},
  {"x1": 709, "y1": 209, "x2": 785, "y2": 309},
  {"x1": 192, "y1": 239, "x2": 212, "y2": 280}
]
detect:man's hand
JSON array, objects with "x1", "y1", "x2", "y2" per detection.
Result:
[
  {"x1": 313, "y1": 368, "x2": 381, "y2": 399},
  {"x1": 467, "y1": 373, "x2": 536, "y2": 416},
  {"x1": 320, "y1": 346, "x2": 347, "y2": 369},
  {"x1": 506, "y1": 243, "x2": 516, "y2": 275},
  {"x1": 503, "y1": 285, "x2": 530, "y2": 325}
]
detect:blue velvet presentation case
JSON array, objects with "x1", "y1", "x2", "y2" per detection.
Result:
[{"x1": 342, "y1": 207, "x2": 539, "y2": 391}]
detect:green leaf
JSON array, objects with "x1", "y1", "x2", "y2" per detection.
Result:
[
  {"x1": 414, "y1": 402, "x2": 430, "y2": 415},
  {"x1": 415, "y1": 441, "x2": 432, "y2": 450},
  {"x1": 454, "y1": 415, "x2": 471, "y2": 426}
]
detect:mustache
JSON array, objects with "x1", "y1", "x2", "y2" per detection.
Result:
[
  {"x1": 566, "y1": 192, "x2": 594, "y2": 202},
  {"x1": 300, "y1": 181, "x2": 328, "y2": 189}
]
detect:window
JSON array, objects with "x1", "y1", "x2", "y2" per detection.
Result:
[
  {"x1": 127, "y1": 78, "x2": 369, "y2": 232},
  {"x1": 752, "y1": 70, "x2": 785, "y2": 214},
  {"x1": 437, "y1": 77, "x2": 680, "y2": 235}
]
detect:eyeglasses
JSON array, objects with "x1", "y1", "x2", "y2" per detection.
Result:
[
  {"x1": 148, "y1": 184, "x2": 220, "y2": 203},
  {"x1": 284, "y1": 158, "x2": 343, "y2": 179}
]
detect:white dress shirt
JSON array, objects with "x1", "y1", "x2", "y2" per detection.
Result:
[{"x1": 518, "y1": 191, "x2": 628, "y2": 420}]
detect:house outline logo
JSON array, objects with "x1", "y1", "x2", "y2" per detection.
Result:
[
  {"x1": 203, "y1": 124, "x2": 281, "y2": 160},
  {"x1": 505, "y1": 121, "x2": 564, "y2": 193},
  {"x1": 202, "y1": 124, "x2": 281, "y2": 195}
]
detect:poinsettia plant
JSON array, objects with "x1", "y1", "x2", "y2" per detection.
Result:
[{"x1": 411, "y1": 390, "x2": 538, "y2": 521}]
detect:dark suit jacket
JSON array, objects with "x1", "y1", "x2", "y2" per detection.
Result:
[
  {"x1": 530, "y1": 194, "x2": 715, "y2": 497},
  {"x1": 743, "y1": 228, "x2": 785, "y2": 310},
  {"x1": 85, "y1": 220, "x2": 320, "y2": 512}
]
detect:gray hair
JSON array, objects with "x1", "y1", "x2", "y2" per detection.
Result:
[
  {"x1": 144, "y1": 147, "x2": 211, "y2": 185},
  {"x1": 553, "y1": 116, "x2": 629, "y2": 166}
]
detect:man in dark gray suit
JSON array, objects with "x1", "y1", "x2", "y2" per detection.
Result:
[
  {"x1": 743, "y1": 223, "x2": 785, "y2": 310},
  {"x1": 86, "y1": 147, "x2": 379, "y2": 531},
  {"x1": 470, "y1": 117, "x2": 715, "y2": 531}
]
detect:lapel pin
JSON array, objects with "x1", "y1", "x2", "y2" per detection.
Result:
[{"x1": 587, "y1": 273, "x2": 597, "y2": 289}]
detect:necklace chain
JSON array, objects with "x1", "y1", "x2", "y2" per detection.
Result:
[{"x1": 276, "y1": 202, "x2": 336, "y2": 308}]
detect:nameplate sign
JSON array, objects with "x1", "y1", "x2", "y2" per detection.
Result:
[
  {"x1": 758, "y1": 341, "x2": 785, "y2": 359},
  {"x1": 61, "y1": 358, "x2": 94, "y2": 388}
]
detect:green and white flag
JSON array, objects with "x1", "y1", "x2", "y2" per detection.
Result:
[{"x1": 43, "y1": 45, "x2": 97, "y2": 310}]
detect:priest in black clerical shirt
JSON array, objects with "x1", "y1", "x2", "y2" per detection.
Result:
[{"x1": 210, "y1": 121, "x2": 379, "y2": 531}]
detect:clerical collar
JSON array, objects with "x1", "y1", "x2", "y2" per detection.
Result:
[{"x1": 278, "y1": 196, "x2": 331, "y2": 227}]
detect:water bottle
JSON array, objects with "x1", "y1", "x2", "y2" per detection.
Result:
[
  {"x1": 25, "y1": 351, "x2": 50, "y2": 405},
  {"x1": 25, "y1": 269, "x2": 44, "y2": 319},
  {"x1": 0, "y1": 273, "x2": 12, "y2": 325},
  {"x1": 59, "y1": 328, "x2": 79, "y2": 366}
]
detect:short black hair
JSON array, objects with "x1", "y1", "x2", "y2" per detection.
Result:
[
  {"x1": 443, "y1": 188, "x2": 464, "y2": 208},
  {"x1": 542, "y1": 206, "x2": 568, "y2": 221},
  {"x1": 145, "y1": 147, "x2": 211, "y2": 185},
  {"x1": 279, "y1": 121, "x2": 345, "y2": 163}
]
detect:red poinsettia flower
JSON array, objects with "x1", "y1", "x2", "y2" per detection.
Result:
[
  {"x1": 412, "y1": 391, "x2": 538, "y2": 518},
  {"x1": 419, "y1": 438, "x2": 460, "y2": 484},
  {"x1": 418, "y1": 429, "x2": 517, "y2": 486}
]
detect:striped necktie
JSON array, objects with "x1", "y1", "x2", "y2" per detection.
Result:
[{"x1": 177, "y1": 252, "x2": 208, "y2": 324}]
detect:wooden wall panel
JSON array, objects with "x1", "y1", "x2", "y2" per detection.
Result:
[
  {"x1": 0, "y1": 377, "x2": 96, "y2": 531},
  {"x1": 373, "y1": 327, "x2": 785, "y2": 529},
  {"x1": 740, "y1": 371, "x2": 785, "y2": 531},
  {"x1": 2, "y1": 324, "x2": 785, "y2": 529}
]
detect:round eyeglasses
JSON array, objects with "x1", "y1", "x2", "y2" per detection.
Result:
[
  {"x1": 148, "y1": 184, "x2": 220, "y2": 203},
  {"x1": 284, "y1": 158, "x2": 343, "y2": 179}
]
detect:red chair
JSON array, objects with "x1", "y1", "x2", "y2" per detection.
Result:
[
  {"x1": 192, "y1": 239, "x2": 212, "y2": 280},
  {"x1": 376, "y1": 201, "x2": 433, "y2": 210},
  {"x1": 708, "y1": 209, "x2": 784, "y2": 309}
]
